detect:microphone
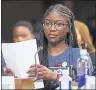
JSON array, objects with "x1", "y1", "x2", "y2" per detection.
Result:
[{"x1": 34, "y1": 46, "x2": 43, "y2": 80}]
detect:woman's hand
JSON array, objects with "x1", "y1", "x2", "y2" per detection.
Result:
[
  {"x1": 27, "y1": 64, "x2": 57, "y2": 80},
  {"x1": 4, "y1": 68, "x2": 15, "y2": 76},
  {"x1": 4, "y1": 65, "x2": 17, "y2": 77}
]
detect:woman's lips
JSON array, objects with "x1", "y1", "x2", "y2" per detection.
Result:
[{"x1": 48, "y1": 34, "x2": 57, "y2": 38}]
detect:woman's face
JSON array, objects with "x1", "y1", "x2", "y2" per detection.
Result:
[
  {"x1": 43, "y1": 11, "x2": 69, "y2": 45},
  {"x1": 13, "y1": 26, "x2": 34, "y2": 42}
]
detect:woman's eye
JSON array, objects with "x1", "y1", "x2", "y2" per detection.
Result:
[
  {"x1": 45, "y1": 22, "x2": 50, "y2": 26},
  {"x1": 57, "y1": 23, "x2": 64, "y2": 27}
]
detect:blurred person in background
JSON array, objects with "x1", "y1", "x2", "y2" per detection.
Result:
[
  {"x1": 12, "y1": 20, "x2": 34, "y2": 42},
  {"x1": 4, "y1": 20, "x2": 35, "y2": 76},
  {"x1": 74, "y1": 20, "x2": 96, "y2": 70}
]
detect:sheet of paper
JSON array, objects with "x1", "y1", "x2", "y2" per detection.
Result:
[
  {"x1": 34, "y1": 79, "x2": 44, "y2": 89},
  {"x1": 2, "y1": 39, "x2": 44, "y2": 89},
  {"x1": 2, "y1": 76, "x2": 15, "y2": 89},
  {"x1": 85, "y1": 76, "x2": 96, "y2": 89}
]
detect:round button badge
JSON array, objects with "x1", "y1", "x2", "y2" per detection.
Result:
[{"x1": 62, "y1": 62, "x2": 67, "y2": 67}]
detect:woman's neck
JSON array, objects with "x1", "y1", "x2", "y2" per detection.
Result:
[{"x1": 48, "y1": 41, "x2": 67, "y2": 56}]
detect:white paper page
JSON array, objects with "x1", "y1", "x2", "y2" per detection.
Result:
[
  {"x1": 2, "y1": 39, "x2": 39, "y2": 78},
  {"x1": 34, "y1": 79, "x2": 44, "y2": 89},
  {"x1": 2, "y1": 39, "x2": 44, "y2": 89},
  {"x1": 13, "y1": 39, "x2": 39, "y2": 78},
  {"x1": 85, "y1": 76, "x2": 96, "y2": 89},
  {"x1": 2, "y1": 76, "x2": 15, "y2": 89},
  {"x1": 2, "y1": 43, "x2": 20, "y2": 76}
]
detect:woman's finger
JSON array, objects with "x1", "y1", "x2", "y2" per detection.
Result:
[
  {"x1": 38, "y1": 67, "x2": 45, "y2": 72},
  {"x1": 38, "y1": 76, "x2": 43, "y2": 79},
  {"x1": 4, "y1": 69, "x2": 15, "y2": 76},
  {"x1": 29, "y1": 64, "x2": 35, "y2": 68},
  {"x1": 27, "y1": 67, "x2": 35, "y2": 73},
  {"x1": 4, "y1": 72, "x2": 13, "y2": 76},
  {"x1": 38, "y1": 71, "x2": 45, "y2": 76},
  {"x1": 6, "y1": 68, "x2": 12, "y2": 72},
  {"x1": 28, "y1": 73, "x2": 36, "y2": 77},
  {"x1": 37, "y1": 64, "x2": 44, "y2": 68},
  {"x1": 29, "y1": 64, "x2": 42, "y2": 68}
]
